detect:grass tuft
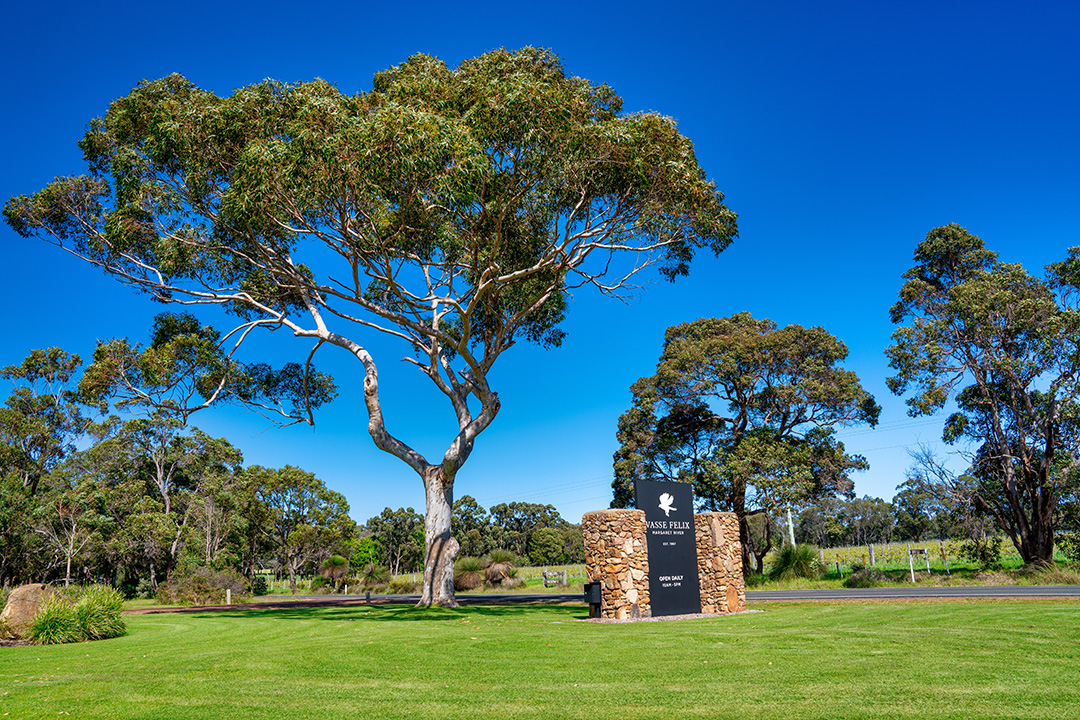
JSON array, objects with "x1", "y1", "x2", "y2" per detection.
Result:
[
  {"x1": 27, "y1": 594, "x2": 81, "y2": 645},
  {"x1": 75, "y1": 585, "x2": 127, "y2": 640},
  {"x1": 768, "y1": 544, "x2": 823, "y2": 581}
]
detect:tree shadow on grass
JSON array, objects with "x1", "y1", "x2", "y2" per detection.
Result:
[{"x1": 186, "y1": 602, "x2": 588, "y2": 623}]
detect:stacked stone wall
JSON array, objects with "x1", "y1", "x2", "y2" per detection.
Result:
[
  {"x1": 582, "y1": 509, "x2": 650, "y2": 619},
  {"x1": 694, "y1": 512, "x2": 746, "y2": 613},
  {"x1": 583, "y1": 508, "x2": 746, "y2": 618}
]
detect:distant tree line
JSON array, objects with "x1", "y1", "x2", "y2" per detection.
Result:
[
  {"x1": 357, "y1": 498, "x2": 584, "y2": 574},
  {"x1": 0, "y1": 348, "x2": 583, "y2": 592}
]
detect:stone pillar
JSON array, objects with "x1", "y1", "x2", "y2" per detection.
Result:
[
  {"x1": 695, "y1": 512, "x2": 745, "y2": 613},
  {"x1": 582, "y1": 509, "x2": 650, "y2": 619},
  {"x1": 583, "y1": 508, "x2": 745, "y2": 618}
]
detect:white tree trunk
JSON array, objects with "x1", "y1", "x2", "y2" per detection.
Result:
[{"x1": 418, "y1": 466, "x2": 459, "y2": 608}]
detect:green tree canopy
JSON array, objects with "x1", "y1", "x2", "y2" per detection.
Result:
[
  {"x1": 250, "y1": 465, "x2": 354, "y2": 591},
  {"x1": 5, "y1": 47, "x2": 736, "y2": 607},
  {"x1": 888, "y1": 224, "x2": 1080, "y2": 564},
  {"x1": 613, "y1": 313, "x2": 879, "y2": 574}
]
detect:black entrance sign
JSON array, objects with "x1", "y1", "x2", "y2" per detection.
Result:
[{"x1": 635, "y1": 480, "x2": 701, "y2": 616}]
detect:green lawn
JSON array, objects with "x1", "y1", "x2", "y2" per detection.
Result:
[{"x1": 2, "y1": 600, "x2": 1079, "y2": 719}]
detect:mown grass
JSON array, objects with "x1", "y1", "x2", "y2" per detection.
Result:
[{"x1": 3, "y1": 599, "x2": 1080, "y2": 719}]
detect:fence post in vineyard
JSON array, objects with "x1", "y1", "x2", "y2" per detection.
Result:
[
  {"x1": 940, "y1": 543, "x2": 950, "y2": 575},
  {"x1": 869, "y1": 544, "x2": 876, "y2": 567}
]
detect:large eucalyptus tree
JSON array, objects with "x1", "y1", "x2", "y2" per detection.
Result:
[
  {"x1": 5, "y1": 48, "x2": 736, "y2": 606},
  {"x1": 888, "y1": 224, "x2": 1080, "y2": 565},
  {"x1": 613, "y1": 314, "x2": 879, "y2": 574}
]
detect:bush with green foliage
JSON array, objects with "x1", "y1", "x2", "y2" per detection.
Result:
[
  {"x1": 156, "y1": 567, "x2": 249, "y2": 605},
  {"x1": 958, "y1": 536, "x2": 1004, "y2": 570},
  {"x1": 1056, "y1": 532, "x2": 1080, "y2": 564},
  {"x1": 843, "y1": 568, "x2": 887, "y2": 589},
  {"x1": 768, "y1": 544, "x2": 824, "y2": 581},
  {"x1": 135, "y1": 578, "x2": 155, "y2": 600},
  {"x1": 389, "y1": 579, "x2": 419, "y2": 594},
  {"x1": 251, "y1": 574, "x2": 269, "y2": 596},
  {"x1": 321, "y1": 555, "x2": 351, "y2": 591},
  {"x1": 27, "y1": 585, "x2": 126, "y2": 645}
]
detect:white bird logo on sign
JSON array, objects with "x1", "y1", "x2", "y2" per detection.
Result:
[{"x1": 658, "y1": 492, "x2": 677, "y2": 517}]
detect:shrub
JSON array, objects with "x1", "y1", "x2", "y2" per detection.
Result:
[
  {"x1": 958, "y1": 536, "x2": 1003, "y2": 570},
  {"x1": 1057, "y1": 532, "x2": 1080, "y2": 564},
  {"x1": 135, "y1": 578, "x2": 155, "y2": 600},
  {"x1": 843, "y1": 569, "x2": 887, "y2": 589},
  {"x1": 28, "y1": 594, "x2": 81, "y2": 645},
  {"x1": 321, "y1": 555, "x2": 350, "y2": 590},
  {"x1": 389, "y1": 579, "x2": 419, "y2": 594},
  {"x1": 768, "y1": 544, "x2": 823, "y2": 581},
  {"x1": 156, "y1": 567, "x2": 249, "y2": 605},
  {"x1": 454, "y1": 556, "x2": 484, "y2": 591},
  {"x1": 74, "y1": 586, "x2": 126, "y2": 641},
  {"x1": 251, "y1": 574, "x2": 269, "y2": 596},
  {"x1": 309, "y1": 576, "x2": 329, "y2": 593}
]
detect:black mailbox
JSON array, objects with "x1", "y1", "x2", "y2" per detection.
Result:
[{"x1": 583, "y1": 581, "x2": 602, "y2": 618}]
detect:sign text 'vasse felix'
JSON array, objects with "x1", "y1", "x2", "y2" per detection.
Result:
[{"x1": 634, "y1": 479, "x2": 702, "y2": 616}]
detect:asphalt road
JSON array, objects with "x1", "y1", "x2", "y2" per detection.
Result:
[
  {"x1": 130, "y1": 585, "x2": 1080, "y2": 615},
  {"x1": 281, "y1": 585, "x2": 1080, "y2": 604},
  {"x1": 745, "y1": 585, "x2": 1080, "y2": 601}
]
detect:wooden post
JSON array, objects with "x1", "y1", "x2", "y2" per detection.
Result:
[
  {"x1": 940, "y1": 543, "x2": 950, "y2": 575},
  {"x1": 226, "y1": 588, "x2": 231, "y2": 605},
  {"x1": 869, "y1": 544, "x2": 876, "y2": 567},
  {"x1": 908, "y1": 545, "x2": 915, "y2": 582}
]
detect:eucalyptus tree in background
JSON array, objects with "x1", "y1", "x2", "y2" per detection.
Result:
[
  {"x1": 5, "y1": 47, "x2": 736, "y2": 606},
  {"x1": 365, "y1": 507, "x2": 424, "y2": 575},
  {"x1": 887, "y1": 224, "x2": 1080, "y2": 565},
  {"x1": 251, "y1": 465, "x2": 354, "y2": 591},
  {"x1": 613, "y1": 313, "x2": 879, "y2": 574},
  {"x1": 0, "y1": 349, "x2": 88, "y2": 495}
]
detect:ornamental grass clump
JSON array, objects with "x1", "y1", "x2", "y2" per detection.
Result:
[
  {"x1": 321, "y1": 555, "x2": 351, "y2": 592},
  {"x1": 27, "y1": 585, "x2": 126, "y2": 645},
  {"x1": 360, "y1": 563, "x2": 392, "y2": 591},
  {"x1": 28, "y1": 594, "x2": 82, "y2": 645},
  {"x1": 768, "y1": 544, "x2": 824, "y2": 581},
  {"x1": 75, "y1": 585, "x2": 126, "y2": 640},
  {"x1": 483, "y1": 549, "x2": 519, "y2": 586},
  {"x1": 454, "y1": 556, "x2": 485, "y2": 591}
]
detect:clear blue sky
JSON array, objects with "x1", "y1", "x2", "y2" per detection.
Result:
[{"x1": 3, "y1": 1, "x2": 1078, "y2": 524}]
